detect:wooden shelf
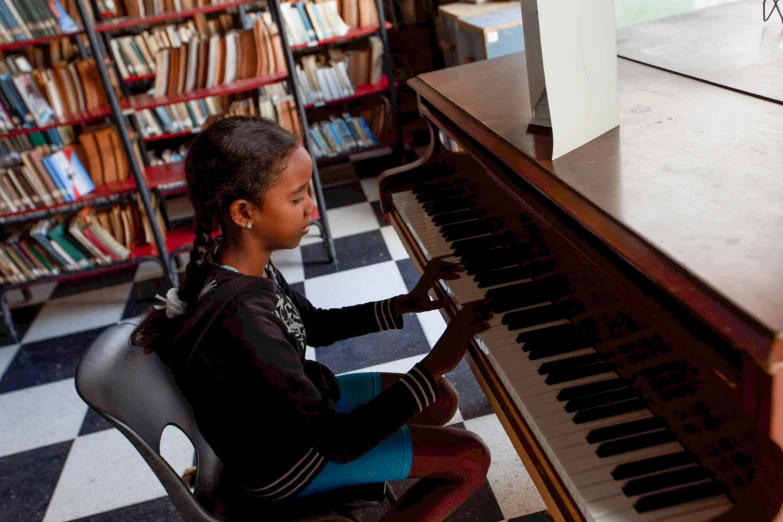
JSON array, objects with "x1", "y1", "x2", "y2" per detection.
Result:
[
  {"x1": 128, "y1": 72, "x2": 288, "y2": 111},
  {"x1": 145, "y1": 162, "x2": 186, "y2": 192},
  {"x1": 305, "y1": 75, "x2": 390, "y2": 109},
  {"x1": 143, "y1": 129, "x2": 199, "y2": 143},
  {"x1": 291, "y1": 22, "x2": 391, "y2": 51},
  {"x1": 315, "y1": 139, "x2": 393, "y2": 164},
  {"x1": 0, "y1": 31, "x2": 84, "y2": 52},
  {"x1": 95, "y1": 0, "x2": 258, "y2": 32},
  {"x1": 0, "y1": 107, "x2": 112, "y2": 140},
  {"x1": 123, "y1": 72, "x2": 156, "y2": 83}
]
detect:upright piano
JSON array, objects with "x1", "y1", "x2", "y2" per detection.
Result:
[{"x1": 379, "y1": 50, "x2": 783, "y2": 522}]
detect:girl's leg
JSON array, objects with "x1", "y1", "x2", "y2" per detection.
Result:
[
  {"x1": 381, "y1": 373, "x2": 459, "y2": 427},
  {"x1": 380, "y1": 425, "x2": 491, "y2": 522}
]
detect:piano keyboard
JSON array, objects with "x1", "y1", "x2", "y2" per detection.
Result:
[{"x1": 391, "y1": 186, "x2": 734, "y2": 522}]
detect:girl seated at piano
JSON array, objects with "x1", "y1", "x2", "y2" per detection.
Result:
[{"x1": 131, "y1": 116, "x2": 493, "y2": 521}]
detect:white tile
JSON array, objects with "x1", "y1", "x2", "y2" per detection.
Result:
[
  {"x1": 337, "y1": 353, "x2": 427, "y2": 376},
  {"x1": 464, "y1": 414, "x2": 546, "y2": 520},
  {"x1": 446, "y1": 408, "x2": 464, "y2": 426},
  {"x1": 134, "y1": 260, "x2": 164, "y2": 282},
  {"x1": 43, "y1": 425, "x2": 194, "y2": 522},
  {"x1": 0, "y1": 343, "x2": 20, "y2": 380},
  {"x1": 271, "y1": 247, "x2": 305, "y2": 284},
  {"x1": 23, "y1": 283, "x2": 133, "y2": 343},
  {"x1": 0, "y1": 379, "x2": 88, "y2": 458},
  {"x1": 304, "y1": 261, "x2": 408, "y2": 309},
  {"x1": 380, "y1": 227, "x2": 409, "y2": 261},
  {"x1": 415, "y1": 309, "x2": 448, "y2": 348},
  {"x1": 326, "y1": 202, "x2": 380, "y2": 239},
  {"x1": 360, "y1": 176, "x2": 380, "y2": 202},
  {"x1": 305, "y1": 346, "x2": 316, "y2": 361},
  {"x1": 300, "y1": 224, "x2": 325, "y2": 247},
  {"x1": 4, "y1": 282, "x2": 57, "y2": 308}
]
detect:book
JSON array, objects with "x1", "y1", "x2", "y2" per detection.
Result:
[{"x1": 42, "y1": 147, "x2": 95, "y2": 201}]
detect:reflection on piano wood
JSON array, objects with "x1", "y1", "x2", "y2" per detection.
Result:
[{"x1": 379, "y1": 55, "x2": 783, "y2": 522}]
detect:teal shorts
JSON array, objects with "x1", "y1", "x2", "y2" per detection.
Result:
[{"x1": 296, "y1": 372, "x2": 413, "y2": 497}]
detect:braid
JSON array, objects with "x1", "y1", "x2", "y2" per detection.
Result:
[
  {"x1": 179, "y1": 211, "x2": 216, "y2": 306},
  {"x1": 130, "y1": 115, "x2": 299, "y2": 355}
]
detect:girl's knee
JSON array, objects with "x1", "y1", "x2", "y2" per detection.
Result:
[{"x1": 437, "y1": 377, "x2": 460, "y2": 420}]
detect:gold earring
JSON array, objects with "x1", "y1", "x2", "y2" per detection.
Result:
[{"x1": 246, "y1": 222, "x2": 252, "y2": 229}]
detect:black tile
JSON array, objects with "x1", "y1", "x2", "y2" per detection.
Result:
[
  {"x1": 0, "y1": 304, "x2": 43, "y2": 347},
  {"x1": 370, "y1": 201, "x2": 389, "y2": 228},
  {"x1": 78, "y1": 407, "x2": 116, "y2": 436},
  {"x1": 396, "y1": 259, "x2": 420, "y2": 293},
  {"x1": 314, "y1": 316, "x2": 430, "y2": 375},
  {"x1": 122, "y1": 277, "x2": 171, "y2": 320},
  {"x1": 323, "y1": 182, "x2": 367, "y2": 209},
  {"x1": 444, "y1": 479, "x2": 504, "y2": 522},
  {"x1": 67, "y1": 496, "x2": 181, "y2": 522},
  {"x1": 302, "y1": 230, "x2": 391, "y2": 279},
  {"x1": 445, "y1": 359, "x2": 494, "y2": 421},
  {"x1": 290, "y1": 282, "x2": 305, "y2": 298},
  {"x1": 0, "y1": 440, "x2": 73, "y2": 522},
  {"x1": 0, "y1": 326, "x2": 109, "y2": 394},
  {"x1": 49, "y1": 265, "x2": 138, "y2": 300},
  {"x1": 508, "y1": 512, "x2": 552, "y2": 522}
]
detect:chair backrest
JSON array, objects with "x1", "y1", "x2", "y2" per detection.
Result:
[{"x1": 75, "y1": 321, "x2": 224, "y2": 522}]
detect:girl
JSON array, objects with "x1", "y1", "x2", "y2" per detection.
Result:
[{"x1": 132, "y1": 116, "x2": 493, "y2": 521}]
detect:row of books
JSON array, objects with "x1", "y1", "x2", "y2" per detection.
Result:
[
  {"x1": 335, "y1": 0, "x2": 379, "y2": 29},
  {"x1": 136, "y1": 96, "x2": 225, "y2": 138},
  {"x1": 152, "y1": 13, "x2": 286, "y2": 97},
  {"x1": 309, "y1": 112, "x2": 377, "y2": 158},
  {"x1": 148, "y1": 144, "x2": 188, "y2": 166},
  {"x1": 0, "y1": 200, "x2": 166, "y2": 283},
  {"x1": 0, "y1": 55, "x2": 124, "y2": 131},
  {"x1": 219, "y1": 96, "x2": 301, "y2": 137},
  {"x1": 294, "y1": 40, "x2": 381, "y2": 105},
  {"x1": 1, "y1": 125, "x2": 73, "y2": 165},
  {"x1": 279, "y1": 0, "x2": 350, "y2": 46},
  {"x1": 95, "y1": 0, "x2": 240, "y2": 20},
  {"x1": 0, "y1": 0, "x2": 78, "y2": 44},
  {"x1": 0, "y1": 146, "x2": 94, "y2": 214},
  {"x1": 77, "y1": 125, "x2": 143, "y2": 186}
]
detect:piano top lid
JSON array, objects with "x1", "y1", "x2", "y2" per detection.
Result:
[
  {"x1": 412, "y1": 53, "x2": 783, "y2": 361},
  {"x1": 616, "y1": 0, "x2": 783, "y2": 106}
]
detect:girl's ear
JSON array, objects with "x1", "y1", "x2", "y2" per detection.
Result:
[{"x1": 228, "y1": 199, "x2": 256, "y2": 229}]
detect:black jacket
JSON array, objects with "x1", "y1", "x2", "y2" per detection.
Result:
[{"x1": 159, "y1": 262, "x2": 439, "y2": 502}]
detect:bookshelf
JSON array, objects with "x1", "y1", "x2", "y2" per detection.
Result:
[{"x1": 0, "y1": 0, "x2": 401, "y2": 340}]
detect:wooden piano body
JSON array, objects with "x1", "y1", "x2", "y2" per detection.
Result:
[{"x1": 378, "y1": 48, "x2": 783, "y2": 522}]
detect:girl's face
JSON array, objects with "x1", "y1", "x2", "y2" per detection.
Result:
[{"x1": 254, "y1": 146, "x2": 317, "y2": 250}]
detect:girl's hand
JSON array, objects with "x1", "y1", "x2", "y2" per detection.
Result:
[
  {"x1": 394, "y1": 259, "x2": 464, "y2": 315},
  {"x1": 420, "y1": 301, "x2": 493, "y2": 379}
]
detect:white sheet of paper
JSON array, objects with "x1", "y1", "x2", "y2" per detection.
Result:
[{"x1": 536, "y1": 0, "x2": 620, "y2": 160}]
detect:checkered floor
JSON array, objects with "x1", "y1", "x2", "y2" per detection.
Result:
[{"x1": 0, "y1": 176, "x2": 548, "y2": 522}]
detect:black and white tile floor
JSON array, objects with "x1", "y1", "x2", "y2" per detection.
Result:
[{"x1": 0, "y1": 177, "x2": 547, "y2": 522}]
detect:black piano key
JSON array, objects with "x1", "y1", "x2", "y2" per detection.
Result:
[
  {"x1": 453, "y1": 233, "x2": 512, "y2": 256},
  {"x1": 518, "y1": 323, "x2": 582, "y2": 349},
  {"x1": 416, "y1": 187, "x2": 464, "y2": 203},
  {"x1": 596, "y1": 430, "x2": 678, "y2": 458},
  {"x1": 503, "y1": 303, "x2": 563, "y2": 328},
  {"x1": 441, "y1": 220, "x2": 494, "y2": 241},
  {"x1": 557, "y1": 378, "x2": 629, "y2": 401},
  {"x1": 623, "y1": 466, "x2": 712, "y2": 497},
  {"x1": 545, "y1": 362, "x2": 615, "y2": 385},
  {"x1": 432, "y1": 209, "x2": 480, "y2": 226},
  {"x1": 566, "y1": 388, "x2": 640, "y2": 413},
  {"x1": 528, "y1": 343, "x2": 589, "y2": 360},
  {"x1": 586, "y1": 417, "x2": 667, "y2": 443},
  {"x1": 538, "y1": 352, "x2": 605, "y2": 375},
  {"x1": 488, "y1": 281, "x2": 548, "y2": 313},
  {"x1": 478, "y1": 265, "x2": 535, "y2": 289},
  {"x1": 573, "y1": 398, "x2": 646, "y2": 424},
  {"x1": 633, "y1": 482, "x2": 724, "y2": 513},
  {"x1": 612, "y1": 451, "x2": 698, "y2": 480},
  {"x1": 423, "y1": 197, "x2": 471, "y2": 214}
]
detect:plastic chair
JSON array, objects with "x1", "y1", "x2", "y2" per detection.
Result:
[{"x1": 75, "y1": 321, "x2": 395, "y2": 522}]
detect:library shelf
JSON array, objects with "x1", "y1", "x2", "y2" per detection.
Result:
[
  {"x1": 291, "y1": 22, "x2": 391, "y2": 51},
  {"x1": 95, "y1": 0, "x2": 258, "y2": 32}
]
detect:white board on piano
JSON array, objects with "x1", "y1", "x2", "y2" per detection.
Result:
[{"x1": 522, "y1": 0, "x2": 620, "y2": 160}]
